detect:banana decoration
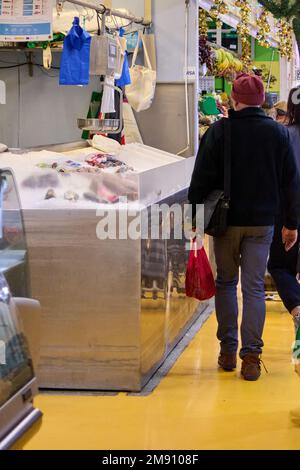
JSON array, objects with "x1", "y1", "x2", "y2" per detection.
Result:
[{"x1": 214, "y1": 48, "x2": 244, "y2": 79}]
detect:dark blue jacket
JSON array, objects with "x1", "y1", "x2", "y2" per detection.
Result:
[{"x1": 188, "y1": 108, "x2": 300, "y2": 229}]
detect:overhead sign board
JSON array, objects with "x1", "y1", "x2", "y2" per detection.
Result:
[{"x1": 0, "y1": 0, "x2": 53, "y2": 42}]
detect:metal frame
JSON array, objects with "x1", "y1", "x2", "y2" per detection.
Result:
[
  {"x1": 0, "y1": 379, "x2": 42, "y2": 450},
  {"x1": 61, "y1": 0, "x2": 152, "y2": 26}
]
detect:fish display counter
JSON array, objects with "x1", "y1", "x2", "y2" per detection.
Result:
[{"x1": 0, "y1": 141, "x2": 209, "y2": 391}]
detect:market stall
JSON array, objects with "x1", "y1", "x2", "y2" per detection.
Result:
[
  {"x1": 198, "y1": 0, "x2": 300, "y2": 121},
  {"x1": 0, "y1": 0, "x2": 209, "y2": 393},
  {"x1": 0, "y1": 138, "x2": 204, "y2": 391}
]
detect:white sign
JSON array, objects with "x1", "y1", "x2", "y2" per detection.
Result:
[
  {"x1": 184, "y1": 66, "x2": 197, "y2": 81},
  {"x1": 0, "y1": 81, "x2": 5, "y2": 104},
  {"x1": 0, "y1": 340, "x2": 5, "y2": 365},
  {"x1": 0, "y1": 0, "x2": 53, "y2": 42}
]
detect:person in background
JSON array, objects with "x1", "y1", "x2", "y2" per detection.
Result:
[
  {"x1": 262, "y1": 92, "x2": 276, "y2": 120},
  {"x1": 274, "y1": 100, "x2": 288, "y2": 125},
  {"x1": 189, "y1": 74, "x2": 300, "y2": 381},
  {"x1": 268, "y1": 86, "x2": 300, "y2": 372}
]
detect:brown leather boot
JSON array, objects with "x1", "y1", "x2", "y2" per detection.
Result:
[
  {"x1": 241, "y1": 353, "x2": 262, "y2": 381},
  {"x1": 218, "y1": 352, "x2": 237, "y2": 371}
]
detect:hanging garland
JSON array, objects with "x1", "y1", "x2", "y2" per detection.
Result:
[
  {"x1": 277, "y1": 17, "x2": 293, "y2": 60},
  {"x1": 258, "y1": 0, "x2": 300, "y2": 56},
  {"x1": 199, "y1": 7, "x2": 209, "y2": 37},
  {"x1": 256, "y1": 8, "x2": 271, "y2": 48},
  {"x1": 209, "y1": 0, "x2": 229, "y2": 29},
  {"x1": 235, "y1": 0, "x2": 252, "y2": 69}
]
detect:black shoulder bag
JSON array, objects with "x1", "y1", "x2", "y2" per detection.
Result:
[{"x1": 204, "y1": 118, "x2": 231, "y2": 237}]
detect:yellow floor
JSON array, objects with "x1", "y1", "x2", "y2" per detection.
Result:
[{"x1": 16, "y1": 303, "x2": 300, "y2": 450}]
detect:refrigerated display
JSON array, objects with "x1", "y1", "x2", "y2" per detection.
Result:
[{"x1": 0, "y1": 143, "x2": 208, "y2": 391}]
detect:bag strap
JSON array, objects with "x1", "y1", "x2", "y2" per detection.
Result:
[
  {"x1": 223, "y1": 118, "x2": 231, "y2": 202},
  {"x1": 131, "y1": 31, "x2": 153, "y2": 70},
  {"x1": 131, "y1": 31, "x2": 141, "y2": 66},
  {"x1": 116, "y1": 35, "x2": 126, "y2": 56},
  {"x1": 141, "y1": 34, "x2": 153, "y2": 70}
]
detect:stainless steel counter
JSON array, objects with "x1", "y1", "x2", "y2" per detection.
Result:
[
  {"x1": 24, "y1": 195, "x2": 207, "y2": 391},
  {"x1": 4, "y1": 143, "x2": 210, "y2": 391}
]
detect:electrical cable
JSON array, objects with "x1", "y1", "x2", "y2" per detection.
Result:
[
  {"x1": 118, "y1": 20, "x2": 133, "y2": 29},
  {"x1": 0, "y1": 63, "x2": 27, "y2": 69},
  {"x1": 177, "y1": 0, "x2": 191, "y2": 156},
  {"x1": 0, "y1": 58, "x2": 24, "y2": 65},
  {"x1": 0, "y1": 62, "x2": 60, "y2": 71}
]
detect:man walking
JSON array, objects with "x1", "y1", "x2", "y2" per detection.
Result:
[{"x1": 189, "y1": 73, "x2": 300, "y2": 381}]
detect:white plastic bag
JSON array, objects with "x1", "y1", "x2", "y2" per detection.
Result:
[
  {"x1": 101, "y1": 76, "x2": 115, "y2": 114},
  {"x1": 125, "y1": 31, "x2": 156, "y2": 112},
  {"x1": 115, "y1": 35, "x2": 127, "y2": 80},
  {"x1": 91, "y1": 135, "x2": 121, "y2": 155}
]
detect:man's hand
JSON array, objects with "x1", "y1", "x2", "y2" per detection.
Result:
[{"x1": 282, "y1": 227, "x2": 298, "y2": 251}]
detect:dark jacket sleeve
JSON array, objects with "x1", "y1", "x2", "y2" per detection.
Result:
[
  {"x1": 188, "y1": 122, "x2": 222, "y2": 205},
  {"x1": 281, "y1": 129, "x2": 300, "y2": 230}
]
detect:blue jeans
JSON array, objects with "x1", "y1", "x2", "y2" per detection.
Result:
[
  {"x1": 213, "y1": 226, "x2": 274, "y2": 358},
  {"x1": 268, "y1": 223, "x2": 300, "y2": 313}
]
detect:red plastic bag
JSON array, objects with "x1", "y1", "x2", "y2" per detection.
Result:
[{"x1": 185, "y1": 241, "x2": 216, "y2": 301}]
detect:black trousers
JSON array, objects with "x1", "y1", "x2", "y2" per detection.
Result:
[{"x1": 268, "y1": 223, "x2": 300, "y2": 313}]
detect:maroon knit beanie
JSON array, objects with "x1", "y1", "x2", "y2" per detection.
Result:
[{"x1": 231, "y1": 73, "x2": 265, "y2": 106}]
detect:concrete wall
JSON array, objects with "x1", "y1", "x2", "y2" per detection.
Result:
[{"x1": 0, "y1": 0, "x2": 198, "y2": 153}]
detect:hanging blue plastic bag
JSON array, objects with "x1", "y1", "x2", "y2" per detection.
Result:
[
  {"x1": 59, "y1": 17, "x2": 91, "y2": 86},
  {"x1": 126, "y1": 30, "x2": 139, "y2": 52},
  {"x1": 116, "y1": 28, "x2": 131, "y2": 88}
]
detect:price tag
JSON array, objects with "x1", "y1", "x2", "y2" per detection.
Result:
[
  {"x1": 184, "y1": 66, "x2": 197, "y2": 81},
  {"x1": 0, "y1": 81, "x2": 5, "y2": 105},
  {"x1": 0, "y1": 340, "x2": 5, "y2": 365}
]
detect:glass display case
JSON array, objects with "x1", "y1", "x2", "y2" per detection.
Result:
[
  {"x1": 0, "y1": 169, "x2": 41, "y2": 450},
  {"x1": 0, "y1": 169, "x2": 29, "y2": 298}
]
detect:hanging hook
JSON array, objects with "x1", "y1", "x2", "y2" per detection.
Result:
[{"x1": 56, "y1": 0, "x2": 64, "y2": 16}]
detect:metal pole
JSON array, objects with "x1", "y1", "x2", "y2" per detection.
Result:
[
  {"x1": 267, "y1": 49, "x2": 275, "y2": 93},
  {"x1": 63, "y1": 0, "x2": 151, "y2": 26},
  {"x1": 144, "y1": 0, "x2": 152, "y2": 25}
]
